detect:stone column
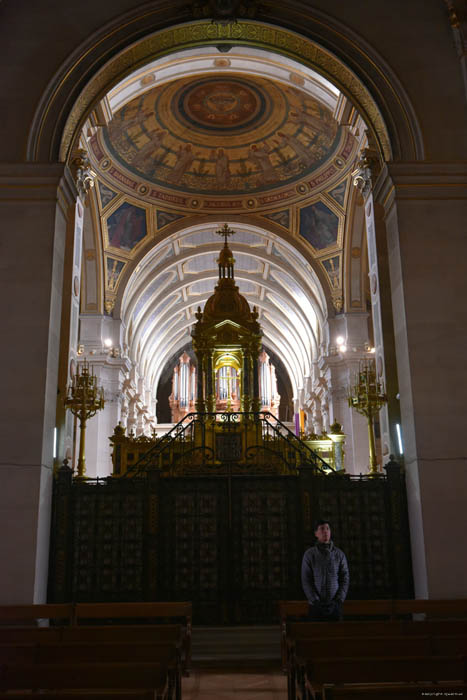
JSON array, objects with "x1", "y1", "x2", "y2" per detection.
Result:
[
  {"x1": 83, "y1": 356, "x2": 132, "y2": 477},
  {"x1": 318, "y1": 313, "x2": 372, "y2": 474},
  {"x1": 78, "y1": 314, "x2": 131, "y2": 477},
  {"x1": 352, "y1": 151, "x2": 392, "y2": 460},
  {"x1": 0, "y1": 163, "x2": 75, "y2": 603},
  {"x1": 377, "y1": 162, "x2": 467, "y2": 598}
]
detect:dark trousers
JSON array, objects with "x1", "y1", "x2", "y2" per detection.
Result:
[{"x1": 308, "y1": 600, "x2": 342, "y2": 622}]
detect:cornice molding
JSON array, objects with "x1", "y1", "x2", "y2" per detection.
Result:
[
  {"x1": 0, "y1": 163, "x2": 76, "y2": 203},
  {"x1": 374, "y1": 161, "x2": 467, "y2": 214}
]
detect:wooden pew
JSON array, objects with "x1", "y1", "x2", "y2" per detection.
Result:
[
  {"x1": 280, "y1": 598, "x2": 467, "y2": 669},
  {"x1": 287, "y1": 618, "x2": 467, "y2": 640},
  {"x1": 303, "y1": 656, "x2": 466, "y2": 700},
  {"x1": 288, "y1": 635, "x2": 432, "y2": 700},
  {"x1": 393, "y1": 598, "x2": 467, "y2": 617},
  {"x1": 74, "y1": 601, "x2": 192, "y2": 673},
  {"x1": 0, "y1": 603, "x2": 73, "y2": 626},
  {"x1": 279, "y1": 600, "x2": 395, "y2": 669},
  {"x1": 322, "y1": 683, "x2": 467, "y2": 699},
  {"x1": 286, "y1": 623, "x2": 467, "y2": 699},
  {"x1": 0, "y1": 626, "x2": 62, "y2": 644},
  {"x1": 0, "y1": 662, "x2": 169, "y2": 699},
  {"x1": 0, "y1": 642, "x2": 182, "y2": 700},
  {"x1": 0, "y1": 694, "x2": 157, "y2": 700},
  {"x1": 431, "y1": 634, "x2": 467, "y2": 655}
]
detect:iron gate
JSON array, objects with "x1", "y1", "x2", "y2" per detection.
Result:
[{"x1": 49, "y1": 460, "x2": 413, "y2": 623}]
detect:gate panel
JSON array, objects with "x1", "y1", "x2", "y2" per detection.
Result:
[
  {"x1": 231, "y1": 476, "x2": 301, "y2": 624},
  {"x1": 71, "y1": 480, "x2": 146, "y2": 602},
  {"x1": 158, "y1": 478, "x2": 229, "y2": 624}
]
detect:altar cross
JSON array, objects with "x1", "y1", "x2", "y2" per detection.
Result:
[{"x1": 216, "y1": 223, "x2": 236, "y2": 245}]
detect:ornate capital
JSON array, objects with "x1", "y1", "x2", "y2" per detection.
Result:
[
  {"x1": 351, "y1": 148, "x2": 379, "y2": 199},
  {"x1": 71, "y1": 149, "x2": 96, "y2": 200}
]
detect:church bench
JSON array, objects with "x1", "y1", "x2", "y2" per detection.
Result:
[
  {"x1": 0, "y1": 642, "x2": 182, "y2": 700},
  {"x1": 286, "y1": 624, "x2": 467, "y2": 698},
  {"x1": 394, "y1": 598, "x2": 467, "y2": 618},
  {"x1": 0, "y1": 626, "x2": 62, "y2": 644},
  {"x1": 74, "y1": 601, "x2": 192, "y2": 672},
  {"x1": 287, "y1": 635, "x2": 432, "y2": 700},
  {"x1": 301, "y1": 656, "x2": 466, "y2": 700},
  {"x1": 431, "y1": 634, "x2": 467, "y2": 655},
  {"x1": 279, "y1": 600, "x2": 395, "y2": 669},
  {"x1": 0, "y1": 694, "x2": 158, "y2": 700},
  {"x1": 0, "y1": 603, "x2": 73, "y2": 626},
  {"x1": 321, "y1": 682, "x2": 467, "y2": 699},
  {"x1": 61, "y1": 624, "x2": 185, "y2": 681},
  {"x1": 0, "y1": 622, "x2": 182, "y2": 645},
  {"x1": 280, "y1": 599, "x2": 467, "y2": 669},
  {"x1": 287, "y1": 619, "x2": 467, "y2": 641},
  {"x1": 0, "y1": 662, "x2": 169, "y2": 699}
]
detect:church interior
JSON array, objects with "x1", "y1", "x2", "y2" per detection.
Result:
[{"x1": 1, "y1": 0, "x2": 467, "y2": 696}]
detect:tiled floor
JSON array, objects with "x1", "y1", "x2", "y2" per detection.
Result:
[{"x1": 182, "y1": 664, "x2": 287, "y2": 699}]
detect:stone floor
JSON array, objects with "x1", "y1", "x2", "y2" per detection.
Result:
[
  {"x1": 182, "y1": 663, "x2": 287, "y2": 699},
  {"x1": 182, "y1": 626, "x2": 287, "y2": 699}
]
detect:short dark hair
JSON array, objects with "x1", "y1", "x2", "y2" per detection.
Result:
[{"x1": 314, "y1": 519, "x2": 331, "y2": 532}]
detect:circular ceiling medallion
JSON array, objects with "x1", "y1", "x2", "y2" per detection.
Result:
[
  {"x1": 102, "y1": 74, "x2": 343, "y2": 197},
  {"x1": 179, "y1": 79, "x2": 264, "y2": 131}
]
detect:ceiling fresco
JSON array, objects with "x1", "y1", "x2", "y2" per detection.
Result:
[{"x1": 100, "y1": 75, "x2": 344, "y2": 199}]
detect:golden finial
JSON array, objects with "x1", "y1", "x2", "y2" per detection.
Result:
[{"x1": 216, "y1": 223, "x2": 236, "y2": 245}]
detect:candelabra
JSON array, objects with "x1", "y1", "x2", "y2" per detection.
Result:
[
  {"x1": 348, "y1": 358, "x2": 387, "y2": 476},
  {"x1": 65, "y1": 360, "x2": 105, "y2": 478}
]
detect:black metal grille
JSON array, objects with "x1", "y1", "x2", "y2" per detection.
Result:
[{"x1": 49, "y1": 460, "x2": 413, "y2": 621}]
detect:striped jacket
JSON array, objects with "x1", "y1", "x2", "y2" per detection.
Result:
[{"x1": 301, "y1": 541, "x2": 350, "y2": 604}]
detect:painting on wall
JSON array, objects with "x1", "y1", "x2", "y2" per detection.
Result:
[
  {"x1": 322, "y1": 256, "x2": 341, "y2": 289},
  {"x1": 106, "y1": 257, "x2": 126, "y2": 291},
  {"x1": 328, "y1": 180, "x2": 347, "y2": 207},
  {"x1": 263, "y1": 210, "x2": 290, "y2": 229},
  {"x1": 98, "y1": 181, "x2": 119, "y2": 208},
  {"x1": 156, "y1": 210, "x2": 185, "y2": 229},
  {"x1": 106, "y1": 202, "x2": 147, "y2": 252},
  {"x1": 299, "y1": 201, "x2": 339, "y2": 250}
]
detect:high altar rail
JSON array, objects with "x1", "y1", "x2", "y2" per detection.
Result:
[{"x1": 110, "y1": 411, "x2": 343, "y2": 477}]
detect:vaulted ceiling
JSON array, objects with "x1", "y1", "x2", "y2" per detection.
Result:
[{"x1": 82, "y1": 44, "x2": 367, "y2": 398}]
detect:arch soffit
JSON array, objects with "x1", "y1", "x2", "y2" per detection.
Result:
[
  {"x1": 114, "y1": 215, "x2": 332, "y2": 320},
  {"x1": 122, "y1": 221, "x2": 322, "y2": 386},
  {"x1": 27, "y1": 10, "x2": 423, "y2": 163}
]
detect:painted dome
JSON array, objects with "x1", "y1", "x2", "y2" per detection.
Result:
[{"x1": 100, "y1": 74, "x2": 342, "y2": 197}]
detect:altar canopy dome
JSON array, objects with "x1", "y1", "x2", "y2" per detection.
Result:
[{"x1": 202, "y1": 228, "x2": 257, "y2": 325}]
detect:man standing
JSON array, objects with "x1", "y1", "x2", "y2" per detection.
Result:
[{"x1": 301, "y1": 520, "x2": 349, "y2": 621}]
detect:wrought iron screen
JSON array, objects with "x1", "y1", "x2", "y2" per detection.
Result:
[{"x1": 49, "y1": 461, "x2": 413, "y2": 620}]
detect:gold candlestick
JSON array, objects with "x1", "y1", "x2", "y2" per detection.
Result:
[
  {"x1": 348, "y1": 358, "x2": 387, "y2": 476},
  {"x1": 65, "y1": 360, "x2": 105, "y2": 478}
]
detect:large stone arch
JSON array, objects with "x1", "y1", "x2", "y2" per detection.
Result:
[{"x1": 25, "y1": 7, "x2": 423, "y2": 164}]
